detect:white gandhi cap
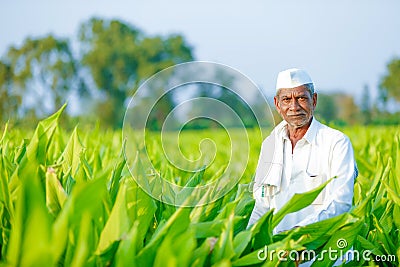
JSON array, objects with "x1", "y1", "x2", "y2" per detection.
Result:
[{"x1": 275, "y1": 68, "x2": 313, "y2": 91}]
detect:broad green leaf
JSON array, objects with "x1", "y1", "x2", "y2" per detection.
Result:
[
  {"x1": 6, "y1": 163, "x2": 54, "y2": 267},
  {"x1": 153, "y1": 227, "x2": 196, "y2": 267},
  {"x1": 249, "y1": 209, "x2": 274, "y2": 250},
  {"x1": 211, "y1": 213, "x2": 236, "y2": 264},
  {"x1": 26, "y1": 104, "x2": 66, "y2": 164},
  {"x1": 190, "y1": 239, "x2": 211, "y2": 267},
  {"x1": 383, "y1": 180, "x2": 400, "y2": 206},
  {"x1": 274, "y1": 213, "x2": 351, "y2": 250},
  {"x1": 114, "y1": 221, "x2": 140, "y2": 267},
  {"x1": 108, "y1": 155, "x2": 126, "y2": 203},
  {"x1": 272, "y1": 178, "x2": 333, "y2": 229},
  {"x1": 233, "y1": 233, "x2": 304, "y2": 266},
  {"x1": 393, "y1": 205, "x2": 400, "y2": 229},
  {"x1": 190, "y1": 216, "x2": 244, "y2": 239},
  {"x1": 356, "y1": 235, "x2": 385, "y2": 257},
  {"x1": 371, "y1": 214, "x2": 397, "y2": 256},
  {"x1": 77, "y1": 153, "x2": 94, "y2": 182},
  {"x1": 233, "y1": 230, "x2": 252, "y2": 260},
  {"x1": 59, "y1": 127, "x2": 85, "y2": 176},
  {"x1": 70, "y1": 212, "x2": 93, "y2": 267},
  {"x1": 190, "y1": 219, "x2": 226, "y2": 238},
  {"x1": 0, "y1": 151, "x2": 14, "y2": 222},
  {"x1": 45, "y1": 167, "x2": 67, "y2": 217},
  {"x1": 125, "y1": 177, "x2": 157, "y2": 247},
  {"x1": 310, "y1": 218, "x2": 363, "y2": 266},
  {"x1": 96, "y1": 177, "x2": 132, "y2": 254},
  {"x1": 135, "y1": 206, "x2": 191, "y2": 266}
]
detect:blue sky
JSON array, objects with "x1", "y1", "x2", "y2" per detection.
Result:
[{"x1": 1, "y1": 0, "x2": 400, "y2": 103}]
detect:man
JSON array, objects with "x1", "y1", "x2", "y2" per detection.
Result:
[{"x1": 248, "y1": 68, "x2": 357, "y2": 234}]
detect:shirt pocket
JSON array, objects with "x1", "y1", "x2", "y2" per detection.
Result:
[
  {"x1": 305, "y1": 145, "x2": 326, "y2": 205},
  {"x1": 304, "y1": 174, "x2": 326, "y2": 205}
]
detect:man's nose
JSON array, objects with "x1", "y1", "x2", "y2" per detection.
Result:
[{"x1": 289, "y1": 98, "x2": 300, "y2": 110}]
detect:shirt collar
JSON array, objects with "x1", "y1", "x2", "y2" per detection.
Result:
[
  {"x1": 303, "y1": 117, "x2": 319, "y2": 143},
  {"x1": 280, "y1": 117, "x2": 320, "y2": 144}
]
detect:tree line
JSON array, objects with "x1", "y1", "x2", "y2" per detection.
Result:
[
  {"x1": 0, "y1": 17, "x2": 399, "y2": 128},
  {"x1": 0, "y1": 18, "x2": 193, "y2": 128}
]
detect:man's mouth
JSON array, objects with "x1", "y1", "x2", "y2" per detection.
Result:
[{"x1": 288, "y1": 114, "x2": 306, "y2": 117}]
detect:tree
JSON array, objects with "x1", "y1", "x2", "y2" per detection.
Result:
[
  {"x1": 360, "y1": 84, "x2": 372, "y2": 125},
  {"x1": 314, "y1": 92, "x2": 359, "y2": 125},
  {"x1": 380, "y1": 57, "x2": 400, "y2": 102},
  {"x1": 332, "y1": 93, "x2": 359, "y2": 125},
  {"x1": 0, "y1": 60, "x2": 21, "y2": 122},
  {"x1": 314, "y1": 93, "x2": 337, "y2": 124},
  {"x1": 78, "y1": 18, "x2": 194, "y2": 128},
  {"x1": 5, "y1": 35, "x2": 83, "y2": 117}
]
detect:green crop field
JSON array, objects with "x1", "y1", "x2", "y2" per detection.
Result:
[{"x1": 0, "y1": 107, "x2": 399, "y2": 267}]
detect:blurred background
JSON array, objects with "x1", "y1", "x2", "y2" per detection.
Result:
[{"x1": 1, "y1": 0, "x2": 400, "y2": 129}]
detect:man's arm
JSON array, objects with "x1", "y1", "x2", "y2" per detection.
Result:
[
  {"x1": 247, "y1": 186, "x2": 270, "y2": 227},
  {"x1": 247, "y1": 138, "x2": 272, "y2": 228},
  {"x1": 295, "y1": 135, "x2": 357, "y2": 227}
]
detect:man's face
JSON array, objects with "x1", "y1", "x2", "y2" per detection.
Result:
[{"x1": 274, "y1": 85, "x2": 317, "y2": 128}]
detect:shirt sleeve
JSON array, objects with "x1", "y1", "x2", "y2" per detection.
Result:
[
  {"x1": 247, "y1": 186, "x2": 270, "y2": 228},
  {"x1": 295, "y1": 135, "x2": 357, "y2": 227},
  {"x1": 247, "y1": 140, "x2": 272, "y2": 228}
]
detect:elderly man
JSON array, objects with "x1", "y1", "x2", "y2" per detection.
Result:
[{"x1": 248, "y1": 68, "x2": 358, "y2": 234}]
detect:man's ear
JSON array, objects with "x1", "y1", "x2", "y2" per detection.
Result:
[
  {"x1": 274, "y1": 96, "x2": 280, "y2": 113},
  {"x1": 312, "y1": 93, "x2": 317, "y2": 110}
]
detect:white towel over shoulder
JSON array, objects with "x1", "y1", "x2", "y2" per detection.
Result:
[{"x1": 254, "y1": 120, "x2": 287, "y2": 196}]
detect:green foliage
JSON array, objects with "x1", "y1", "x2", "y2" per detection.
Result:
[
  {"x1": 5, "y1": 35, "x2": 80, "y2": 116},
  {"x1": 0, "y1": 108, "x2": 399, "y2": 266},
  {"x1": 0, "y1": 61, "x2": 20, "y2": 122},
  {"x1": 380, "y1": 57, "x2": 400, "y2": 102},
  {"x1": 79, "y1": 17, "x2": 193, "y2": 128},
  {"x1": 0, "y1": 17, "x2": 194, "y2": 129}
]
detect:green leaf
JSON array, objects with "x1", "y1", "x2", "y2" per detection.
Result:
[
  {"x1": 190, "y1": 220, "x2": 225, "y2": 239},
  {"x1": 135, "y1": 206, "x2": 191, "y2": 266},
  {"x1": 211, "y1": 213, "x2": 236, "y2": 264},
  {"x1": 74, "y1": 153, "x2": 93, "y2": 183},
  {"x1": 310, "y1": 218, "x2": 363, "y2": 266},
  {"x1": 356, "y1": 235, "x2": 385, "y2": 257},
  {"x1": 272, "y1": 178, "x2": 333, "y2": 229},
  {"x1": 383, "y1": 180, "x2": 400, "y2": 206},
  {"x1": 26, "y1": 104, "x2": 66, "y2": 163},
  {"x1": 233, "y1": 233, "x2": 304, "y2": 266},
  {"x1": 371, "y1": 214, "x2": 397, "y2": 256},
  {"x1": 70, "y1": 212, "x2": 94, "y2": 267},
  {"x1": 233, "y1": 231, "x2": 252, "y2": 260},
  {"x1": 6, "y1": 163, "x2": 54, "y2": 266},
  {"x1": 59, "y1": 127, "x2": 85, "y2": 176},
  {"x1": 153, "y1": 228, "x2": 196, "y2": 267},
  {"x1": 45, "y1": 167, "x2": 67, "y2": 217},
  {"x1": 274, "y1": 213, "x2": 351, "y2": 251},
  {"x1": 108, "y1": 155, "x2": 126, "y2": 203},
  {"x1": 0, "y1": 151, "x2": 14, "y2": 222},
  {"x1": 190, "y1": 239, "x2": 211, "y2": 267},
  {"x1": 114, "y1": 221, "x2": 140, "y2": 267},
  {"x1": 96, "y1": 177, "x2": 132, "y2": 254},
  {"x1": 249, "y1": 209, "x2": 274, "y2": 250}
]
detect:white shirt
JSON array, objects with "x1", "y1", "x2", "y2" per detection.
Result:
[{"x1": 248, "y1": 118, "x2": 357, "y2": 234}]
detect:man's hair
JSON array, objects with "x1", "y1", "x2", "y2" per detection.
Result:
[{"x1": 276, "y1": 83, "x2": 315, "y2": 97}]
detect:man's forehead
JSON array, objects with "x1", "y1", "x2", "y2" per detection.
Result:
[{"x1": 277, "y1": 85, "x2": 310, "y2": 96}]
